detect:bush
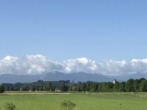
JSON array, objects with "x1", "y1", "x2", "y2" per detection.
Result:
[
  {"x1": 4, "y1": 102, "x2": 16, "y2": 110},
  {"x1": 61, "y1": 100, "x2": 76, "y2": 110}
]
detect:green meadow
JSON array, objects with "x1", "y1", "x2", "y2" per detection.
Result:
[{"x1": 1, "y1": 92, "x2": 147, "y2": 110}]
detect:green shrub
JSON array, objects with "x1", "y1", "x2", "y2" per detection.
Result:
[
  {"x1": 61, "y1": 100, "x2": 76, "y2": 110},
  {"x1": 4, "y1": 102, "x2": 16, "y2": 110}
]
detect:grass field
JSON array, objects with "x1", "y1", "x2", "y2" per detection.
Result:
[{"x1": 1, "y1": 92, "x2": 147, "y2": 110}]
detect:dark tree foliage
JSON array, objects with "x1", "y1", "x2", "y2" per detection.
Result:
[
  {"x1": 60, "y1": 84, "x2": 68, "y2": 92},
  {"x1": 133, "y1": 79, "x2": 140, "y2": 92},
  {"x1": 89, "y1": 82, "x2": 98, "y2": 92},
  {"x1": 98, "y1": 83, "x2": 102, "y2": 92},
  {"x1": 81, "y1": 82, "x2": 87, "y2": 91},
  {"x1": 44, "y1": 82, "x2": 53, "y2": 91},
  {"x1": 71, "y1": 86, "x2": 77, "y2": 91},
  {"x1": 107, "y1": 82, "x2": 113, "y2": 92},
  {"x1": 48, "y1": 82, "x2": 53, "y2": 91},
  {"x1": 100, "y1": 82, "x2": 113, "y2": 92},
  {"x1": 39, "y1": 86, "x2": 43, "y2": 91},
  {"x1": 76, "y1": 85, "x2": 82, "y2": 92},
  {"x1": 125, "y1": 79, "x2": 135, "y2": 92},
  {"x1": 0, "y1": 84, "x2": 5, "y2": 93},
  {"x1": 113, "y1": 81, "x2": 119, "y2": 92},
  {"x1": 119, "y1": 82, "x2": 126, "y2": 92},
  {"x1": 139, "y1": 80, "x2": 147, "y2": 92},
  {"x1": 31, "y1": 85, "x2": 36, "y2": 91}
]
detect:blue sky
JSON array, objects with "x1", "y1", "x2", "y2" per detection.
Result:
[{"x1": 0, "y1": 0, "x2": 147, "y2": 62}]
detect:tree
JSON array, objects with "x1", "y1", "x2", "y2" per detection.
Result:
[
  {"x1": 88, "y1": 82, "x2": 98, "y2": 92},
  {"x1": 31, "y1": 85, "x2": 36, "y2": 91},
  {"x1": 9, "y1": 87, "x2": 14, "y2": 91},
  {"x1": 133, "y1": 79, "x2": 140, "y2": 92},
  {"x1": 44, "y1": 82, "x2": 53, "y2": 91},
  {"x1": 76, "y1": 85, "x2": 82, "y2": 92},
  {"x1": 81, "y1": 82, "x2": 87, "y2": 91},
  {"x1": 71, "y1": 86, "x2": 77, "y2": 91},
  {"x1": 101, "y1": 83, "x2": 113, "y2": 92},
  {"x1": 0, "y1": 84, "x2": 5, "y2": 93},
  {"x1": 98, "y1": 83, "x2": 102, "y2": 92},
  {"x1": 86, "y1": 82, "x2": 91, "y2": 91},
  {"x1": 113, "y1": 81, "x2": 119, "y2": 92},
  {"x1": 60, "y1": 84, "x2": 68, "y2": 92},
  {"x1": 125, "y1": 79, "x2": 134, "y2": 92},
  {"x1": 119, "y1": 82, "x2": 126, "y2": 92},
  {"x1": 39, "y1": 86, "x2": 43, "y2": 91},
  {"x1": 139, "y1": 79, "x2": 147, "y2": 92},
  {"x1": 101, "y1": 82, "x2": 113, "y2": 92}
]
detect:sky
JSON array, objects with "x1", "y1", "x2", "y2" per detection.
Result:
[{"x1": 0, "y1": 0, "x2": 147, "y2": 75}]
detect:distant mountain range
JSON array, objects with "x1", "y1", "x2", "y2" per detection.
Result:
[{"x1": 0, "y1": 72, "x2": 147, "y2": 83}]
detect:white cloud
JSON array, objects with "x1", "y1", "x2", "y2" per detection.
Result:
[
  {"x1": 0, "y1": 55, "x2": 147, "y2": 76},
  {"x1": 62, "y1": 57, "x2": 98, "y2": 73},
  {"x1": 0, "y1": 55, "x2": 63, "y2": 75}
]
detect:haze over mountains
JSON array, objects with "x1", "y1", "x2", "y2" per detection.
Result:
[{"x1": 0, "y1": 72, "x2": 147, "y2": 83}]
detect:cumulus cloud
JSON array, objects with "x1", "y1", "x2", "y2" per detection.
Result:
[
  {"x1": 0, "y1": 55, "x2": 64, "y2": 75},
  {"x1": 0, "y1": 55, "x2": 147, "y2": 76}
]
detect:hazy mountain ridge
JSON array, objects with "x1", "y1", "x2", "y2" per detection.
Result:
[{"x1": 0, "y1": 72, "x2": 147, "y2": 83}]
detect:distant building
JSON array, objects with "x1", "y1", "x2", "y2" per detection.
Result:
[
  {"x1": 55, "y1": 88, "x2": 61, "y2": 92},
  {"x1": 20, "y1": 88, "x2": 22, "y2": 91},
  {"x1": 113, "y1": 79, "x2": 116, "y2": 84}
]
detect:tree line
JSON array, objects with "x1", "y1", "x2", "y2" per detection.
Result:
[
  {"x1": 69, "y1": 78, "x2": 147, "y2": 92},
  {"x1": 1, "y1": 78, "x2": 147, "y2": 92}
]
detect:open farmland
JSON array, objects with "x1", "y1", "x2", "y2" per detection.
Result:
[{"x1": 1, "y1": 92, "x2": 147, "y2": 110}]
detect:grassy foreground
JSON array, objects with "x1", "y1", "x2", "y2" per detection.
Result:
[{"x1": 1, "y1": 92, "x2": 147, "y2": 110}]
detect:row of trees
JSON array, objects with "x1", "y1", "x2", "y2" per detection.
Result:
[
  {"x1": 1, "y1": 78, "x2": 147, "y2": 92},
  {"x1": 69, "y1": 78, "x2": 147, "y2": 92},
  {"x1": 4, "y1": 82, "x2": 55, "y2": 91},
  {"x1": 2, "y1": 80, "x2": 70, "y2": 91}
]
